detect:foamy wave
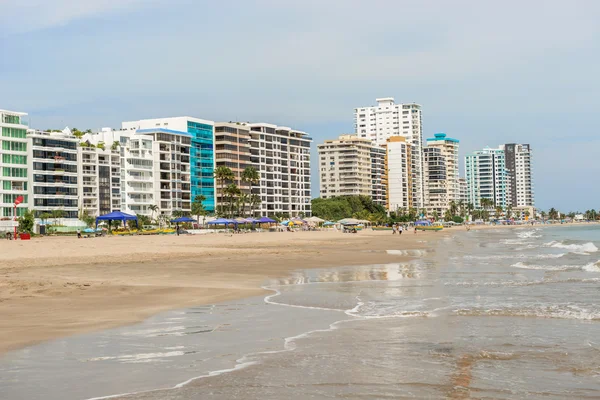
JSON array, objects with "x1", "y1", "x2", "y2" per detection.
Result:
[
  {"x1": 517, "y1": 230, "x2": 541, "y2": 239},
  {"x1": 386, "y1": 249, "x2": 428, "y2": 257},
  {"x1": 88, "y1": 350, "x2": 185, "y2": 363},
  {"x1": 545, "y1": 241, "x2": 598, "y2": 253},
  {"x1": 465, "y1": 253, "x2": 565, "y2": 260},
  {"x1": 455, "y1": 305, "x2": 600, "y2": 321},
  {"x1": 512, "y1": 260, "x2": 600, "y2": 272}
]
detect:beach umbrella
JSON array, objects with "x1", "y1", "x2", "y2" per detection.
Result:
[
  {"x1": 280, "y1": 220, "x2": 290, "y2": 226},
  {"x1": 207, "y1": 218, "x2": 236, "y2": 225},
  {"x1": 170, "y1": 216, "x2": 196, "y2": 223},
  {"x1": 83, "y1": 228, "x2": 95, "y2": 233},
  {"x1": 306, "y1": 216, "x2": 324, "y2": 223},
  {"x1": 323, "y1": 221, "x2": 336, "y2": 226},
  {"x1": 257, "y1": 217, "x2": 276, "y2": 223}
]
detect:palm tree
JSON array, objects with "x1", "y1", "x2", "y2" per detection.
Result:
[
  {"x1": 524, "y1": 210, "x2": 530, "y2": 221},
  {"x1": 241, "y1": 166, "x2": 260, "y2": 217},
  {"x1": 97, "y1": 141, "x2": 106, "y2": 150},
  {"x1": 223, "y1": 183, "x2": 241, "y2": 218},
  {"x1": 432, "y1": 210, "x2": 439, "y2": 221},
  {"x1": 540, "y1": 211, "x2": 547, "y2": 222},
  {"x1": 148, "y1": 205, "x2": 159, "y2": 223},
  {"x1": 449, "y1": 201, "x2": 458, "y2": 217},
  {"x1": 191, "y1": 195, "x2": 206, "y2": 224},
  {"x1": 506, "y1": 205, "x2": 513, "y2": 220},
  {"x1": 214, "y1": 166, "x2": 234, "y2": 216},
  {"x1": 466, "y1": 202, "x2": 474, "y2": 222},
  {"x1": 548, "y1": 207, "x2": 559, "y2": 221},
  {"x1": 111, "y1": 141, "x2": 120, "y2": 151},
  {"x1": 495, "y1": 206, "x2": 503, "y2": 219},
  {"x1": 249, "y1": 194, "x2": 261, "y2": 218}
]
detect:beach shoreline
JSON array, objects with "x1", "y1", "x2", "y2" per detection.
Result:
[{"x1": 0, "y1": 222, "x2": 592, "y2": 355}]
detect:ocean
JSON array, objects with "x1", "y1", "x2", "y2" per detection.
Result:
[{"x1": 1, "y1": 224, "x2": 599, "y2": 399}]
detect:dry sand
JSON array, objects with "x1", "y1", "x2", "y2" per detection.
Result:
[{"x1": 0, "y1": 228, "x2": 456, "y2": 354}]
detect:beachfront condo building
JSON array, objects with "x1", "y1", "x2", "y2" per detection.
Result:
[
  {"x1": 465, "y1": 147, "x2": 510, "y2": 210},
  {"x1": 384, "y1": 136, "x2": 414, "y2": 213},
  {"x1": 458, "y1": 177, "x2": 468, "y2": 205},
  {"x1": 423, "y1": 133, "x2": 460, "y2": 216},
  {"x1": 370, "y1": 146, "x2": 387, "y2": 207},
  {"x1": 503, "y1": 143, "x2": 534, "y2": 207},
  {"x1": 214, "y1": 122, "x2": 253, "y2": 214},
  {"x1": 354, "y1": 97, "x2": 424, "y2": 209},
  {"x1": 318, "y1": 135, "x2": 374, "y2": 199},
  {"x1": 0, "y1": 109, "x2": 30, "y2": 219},
  {"x1": 78, "y1": 129, "x2": 122, "y2": 217},
  {"x1": 248, "y1": 123, "x2": 312, "y2": 217},
  {"x1": 28, "y1": 130, "x2": 79, "y2": 219},
  {"x1": 122, "y1": 117, "x2": 216, "y2": 214}
]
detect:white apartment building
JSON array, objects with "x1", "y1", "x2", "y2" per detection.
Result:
[
  {"x1": 248, "y1": 123, "x2": 312, "y2": 217},
  {"x1": 502, "y1": 143, "x2": 534, "y2": 207},
  {"x1": 0, "y1": 109, "x2": 29, "y2": 219},
  {"x1": 385, "y1": 136, "x2": 413, "y2": 212},
  {"x1": 370, "y1": 146, "x2": 386, "y2": 207},
  {"x1": 122, "y1": 117, "x2": 216, "y2": 214},
  {"x1": 423, "y1": 133, "x2": 460, "y2": 216},
  {"x1": 465, "y1": 147, "x2": 511, "y2": 209},
  {"x1": 318, "y1": 135, "x2": 373, "y2": 199},
  {"x1": 458, "y1": 177, "x2": 468, "y2": 205},
  {"x1": 354, "y1": 98, "x2": 424, "y2": 209},
  {"x1": 28, "y1": 130, "x2": 79, "y2": 219}
]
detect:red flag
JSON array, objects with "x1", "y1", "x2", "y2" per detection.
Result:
[{"x1": 14, "y1": 195, "x2": 24, "y2": 206}]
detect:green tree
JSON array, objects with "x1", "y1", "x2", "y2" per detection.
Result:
[
  {"x1": 444, "y1": 209, "x2": 453, "y2": 222},
  {"x1": 148, "y1": 204, "x2": 159, "y2": 222},
  {"x1": 191, "y1": 195, "x2": 207, "y2": 223},
  {"x1": 432, "y1": 211, "x2": 439, "y2": 221},
  {"x1": 540, "y1": 211, "x2": 547, "y2": 222},
  {"x1": 449, "y1": 201, "x2": 458, "y2": 217},
  {"x1": 548, "y1": 208, "x2": 559, "y2": 220},
  {"x1": 79, "y1": 210, "x2": 95, "y2": 227},
  {"x1": 18, "y1": 209, "x2": 35, "y2": 234},
  {"x1": 111, "y1": 141, "x2": 120, "y2": 151},
  {"x1": 240, "y1": 166, "x2": 260, "y2": 217},
  {"x1": 51, "y1": 209, "x2": 65, "y2": 226},
  {"x1": 495, "y1": 206, "x2": 503, "y2": 219},
  {"x1": 214, "y1": 166, "x2": 234, "y2": 216},
  {"x1": 224, "y1": 183, "x2": 241, "y2": 218},
  {"x1": 72, "y1": 128, "x2": 84, "y2": 139},
  {"x1": 524, "y1": 210, "x2": 530, "y2": 220},
  {"x1": 249, "y1": 194, "x2": 262, "y2": 218},
  {"x1": 97, "y1": 141, "x2": 106, "y2": 150}
]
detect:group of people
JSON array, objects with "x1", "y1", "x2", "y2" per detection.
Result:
[{"x1": 391, "y1": 224, "x2": 417, "y2": 234}]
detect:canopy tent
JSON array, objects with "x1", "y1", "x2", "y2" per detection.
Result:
[
  {"x1": 234, "y1": 217, "x2": 253, "y2": 223},
  {"x1": 414, "y1": 220, "x2": 432, "y2": 226},
  {"x1": 171, "y1": 217, "x2": 196, "y2": 223},
  {"x1": 338, "y1": 218, "x2": 361, "y2": 225},
  {"x1": 207, "y1": 218, "x2": 237, "y2": 225},
  {"x1": 306, "y1": 216, "x2": 324, "y2": 223},
  {"x1": 256, "y1": 217, "x2": 276, "y2": 223},
  {"x1": 323, "y1": 221, "x2": 336, "y2": 226},
  {"x1": 95, "y1": 211, "x2": 138, "y2": 228}
]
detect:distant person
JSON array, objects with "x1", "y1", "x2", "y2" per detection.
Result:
[
  {"x1": 392, "y1": 225, "x2": 397, "y2": 234},
  {"x1": 414, "y1": 226, "x2": 417, "y2": 234},
  {"x1": 176, "y1": 224, "x2": 180, "y2": 236},
  {"x1": 77, "y1": 228, "x2": 82, "y2": 239},
  {"x1": 399, "y1": 225, "x2": 403, "y2": 235}
]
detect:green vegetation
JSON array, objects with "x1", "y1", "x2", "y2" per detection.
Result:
[
  {"x1": 17, "y1": 209, "x2": 35, "y2": 234},
  {"x1": 191, "y1": 195, "x2": 207, "y2": 223},
  {"x1": 311, "y1": 196, "x2": 386, "y2": 222}
]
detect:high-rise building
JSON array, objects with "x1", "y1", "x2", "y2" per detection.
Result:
[
  {"x1": 465, "y1": 147, "x2": 510, "y2": 209},
  {"x1": 458, "y1": 177, "x2": 468, "y2": 205},
  {"x1": 122, "y1": 117, "x2": 216, "y2": 214},
  {"x1": 317, "y1": 134, "x2": 373, "y2": 199},
  {"x1": 214, "y1": 122, "x2": 252, "y2": 214},
  {"x1": 28, "y1": 130, "x2": 79, "y2": 219},
  {"x1": 0, "y1": 109, "x2": 29, "y2": 218},
  {"x1": 503, "y1": 143, "x2": 534, "y2": 207},
  {"x1": 370, "y1": 146, "x2": 386, "y2": 207},
  {"x1": 79, "y1": 130, "x2": 122, "y2": 217},
  {"x1": 354, "y1": 98, "x2": 424, "y2": 208},
  {"x1": 384, "y1": 136, "x2": 414, "y2": 212},
  {"x1": 248, "y1": 123, "x2": 311, "y2": 217},
  {"x1": 423, "y1": 133, "x2": 460, "y2": 216}
]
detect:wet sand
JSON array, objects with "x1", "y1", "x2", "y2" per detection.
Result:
[{"x1": 0, "y1": 229, "x2": 447, "y2": 354}]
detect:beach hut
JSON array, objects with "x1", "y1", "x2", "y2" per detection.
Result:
[{"x1": 95, "y1": 211, "x2": 138, "y2": 229}]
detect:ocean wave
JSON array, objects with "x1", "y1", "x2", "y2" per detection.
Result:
[
  {"x1": 512, "y1": 260, "x2": 600, "y2": 272},
  {"x1": 454, "y1": 305, "x2": 600, "y2": 321},
  {"x1": 544, "y1": 241, "x2": 598, "y2": 253},
  {"x1": 465, "y1": 253, "x2": 565, "y2": 260},
  {"x1": 447, "y1": 277, "x2": 600, "y2": 287},
  {"x1": 386, "y1": 249, "x2": 428, "y2": 257},
  {"x1": 517, "y1": 230, "x2": 541, "y2": 239}
]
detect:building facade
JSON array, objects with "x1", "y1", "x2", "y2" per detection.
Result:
[
  {"x1": 122, "y1": 117, "x2": 216, "y2": 214},
  {"x1": 317, "y1": 134, "x2": 373, "y2": 199},
  {"x1": 0, "y1": 109, "x2": 29, "y2": 218},
  {"x1": 385, "y1": 136, "x2": 413, "y2": 213},
  {"x1": 423, "y1": 133, "x2": 460, "y2": 216},
  {"x1": 354, "y1": 98, "x2": 424, "y2": 209},
  {"x1": 465, "y1": 147, "x2": 510, "y2": 209},
  {"x1": 249, "y1": 123, "x2": 311, "y2": 217},
  {"x1": 214, "y1": 122, "x2": 252, "y2": 213},
  {"x1": 370, "y1": 146, "x2": 386, "y2": 207},
  {"x1": 503, "y1": 143, "x2": 534, "y2": 207},
  {"x1": 458, "y1": 177, "x2": 468, "y2": 205},
  {"x1": 28, "y1": 130, "x2": 79, "y2": 219}
]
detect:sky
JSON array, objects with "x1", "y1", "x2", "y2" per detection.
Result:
[{"x1": 1, "y1": 0, "x2": 600, "y2": 211}]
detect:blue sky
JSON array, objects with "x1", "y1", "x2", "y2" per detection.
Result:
[{"x1": 2, "y1": 0, "x2": 599, "y2": 211}]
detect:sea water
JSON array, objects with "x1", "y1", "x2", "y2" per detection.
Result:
[{"x1": 1, "y1": 224, "x2": 599, "y2": 399}]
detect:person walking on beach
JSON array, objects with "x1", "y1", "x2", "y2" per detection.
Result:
[
  {"x1": 414, "y1": 226, "x2": 417, "y2": 234},
  {"x1": 176, "y1": 224, "x2": 180, "y2": 236},
  {"x1": 392, "y1": 225, "x2": 397, "y2": 234},
  {"x1": 77, "y1": 228, "x2": 81, "y2": 239},
  {"x1": 399, "y1": 225, "x2": 403, "y2": 235}
]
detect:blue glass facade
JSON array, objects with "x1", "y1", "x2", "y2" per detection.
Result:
[{"x1": 188, "y1": 121, "x2": 215, "y2": 213}]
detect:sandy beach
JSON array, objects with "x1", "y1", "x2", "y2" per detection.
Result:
[{"x1": 0, "y1": 228, "x2": 452, "y2": 354}]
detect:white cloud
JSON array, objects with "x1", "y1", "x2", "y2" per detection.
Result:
[{"x1": 0, "y1": 0, "x2": 161, "y2": 35}]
